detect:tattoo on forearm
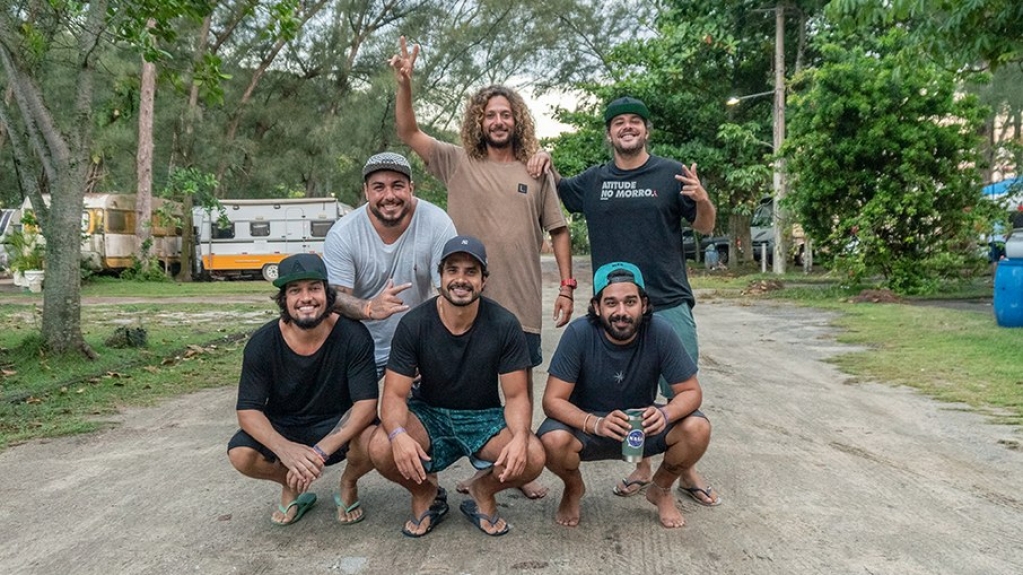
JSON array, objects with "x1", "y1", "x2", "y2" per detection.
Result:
[
  {"x1": 326, "y1": 408, "x2": 353, "y2": 436},
  {"x1": 333, "y1": 291, "x2": 366, "y2": 319}
]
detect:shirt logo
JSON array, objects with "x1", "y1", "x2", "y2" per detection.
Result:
[
  {"x1": 600, "y1": 180, "x2": 658, "y2": 200},
  {"x1": 517, "y1": 183, "x2": 528, "y2": 194}
]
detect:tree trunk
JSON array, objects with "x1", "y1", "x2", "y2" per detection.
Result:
[{"x1": 135, "y1": 19, "x2": 157, "y2": 249}]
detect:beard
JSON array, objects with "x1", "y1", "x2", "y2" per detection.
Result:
[
  {"x1": 283, "y1": 306, "x2": 332, "y2": 330},
  {"x1": 440, "y1": 280, "x2": 481, "y2": 307},
  {"x1": 600, "y1": 312, "x2": 641, "y2": 342},
  {"x1": 610, "y1": 132, "x2": 647, "y2": 156},
  {"x1": 483, "y1": 127, "x2": 513, "y2": 149},
  {"x1": 369, "y1": 200, "x2": 408, "y2": 228}
]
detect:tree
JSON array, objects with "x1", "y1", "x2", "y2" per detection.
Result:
[
  {"x1": 0, "y1": 1, "x2": 212, "y2": 356},
  {"x1": 827, "y1": 0, "x2": 1023, "y2": 69},
  {"x1": 783, "y1": 28, "x2": 991, "y2": 293},
  {"x1": 548, "y1": 0, "x2": 824, "y2": 262}
]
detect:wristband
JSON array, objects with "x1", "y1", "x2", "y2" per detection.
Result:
[
  {"x1": 312, "y1": 444, "x2": 328, "y2": 462},
  {"x1": 594, "y1": 417, "x2": 604, "y2": 435},
  {"x1": 388, "y1": 427, "x2": 407, "y2": 442},
  {"x1": 560, "y1": 278, "x2": 577, "y2": 290},
  {"x1": 658, "y1": 406, "x2": 669, "y2": 425},
  {"x1": 582, "y1": 413, "x2": 593, "y2": 433},
  {"x1": 557, "y1": 293, "x2": 573, "y2": 301}
]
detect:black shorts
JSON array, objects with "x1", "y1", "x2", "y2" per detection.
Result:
[
  {"x1": 536, "y1": 409, "x2": 707, "y2": 462},
  {"x1": 227, "y1": 418, "x2": 350, "y2": 466}
]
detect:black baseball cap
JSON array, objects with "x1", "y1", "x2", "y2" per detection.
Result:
[{"x1": 273, "y1": 253, "x2": 328, "y2": 288}]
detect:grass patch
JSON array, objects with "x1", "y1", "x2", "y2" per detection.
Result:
[{"x1": 0, "y1": 299, "x2": 272, "y2": 450}]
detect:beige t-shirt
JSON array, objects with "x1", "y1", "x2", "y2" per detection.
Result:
[{"x1": 427, "y1": 142, "x2": 566, "y2": 334}]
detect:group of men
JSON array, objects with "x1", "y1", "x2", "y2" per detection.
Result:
[{"x1": 226, "y1": 35, "x2": 721, "y2": 537}]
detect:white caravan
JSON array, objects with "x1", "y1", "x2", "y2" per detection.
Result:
[{"x1": 193, "y1": 197, "x2": 352, "y2": 281}]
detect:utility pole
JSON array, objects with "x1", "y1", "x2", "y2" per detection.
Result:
[{"x1": 772, "y1": 2, "x2": 787, "y2": 274}]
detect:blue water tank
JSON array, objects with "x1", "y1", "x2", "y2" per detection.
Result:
[{"x1": 994, "y1": 259, "x2": 1023, "y2": 327}]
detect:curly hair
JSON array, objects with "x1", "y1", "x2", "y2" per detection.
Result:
[{"x1": 459, "y1": 85, "x2": 538, "y2": 163}]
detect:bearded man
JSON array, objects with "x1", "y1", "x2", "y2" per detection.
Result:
[
  {"x1": 227, "y1": 253, "x2": 379, "y2": 526},
  {"x1": 368, "y1": 235, "x2": 545, "y2": 537},
  {"x1": 538, "y1": 262, "x2": 712, "y2": 529}
]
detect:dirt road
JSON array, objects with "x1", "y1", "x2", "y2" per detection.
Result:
[{"x1": 2, "y1": 266, "x2": 1021, "y2": 574}]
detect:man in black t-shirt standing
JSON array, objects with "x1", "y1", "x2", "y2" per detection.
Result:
[
  {"x1": 538, "y1": 262, "x2": 713, "y2": 529},
  {"x1": 227, "y1": 253, "x2": 379, "y2": 527},
  {"x1": 368, "y1": 235, "x2": 546, "y2": 538}
]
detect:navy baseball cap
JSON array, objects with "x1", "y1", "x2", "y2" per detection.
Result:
[
  {"x1": 593, "y1": 261, "x2": 645, "y2": 295},
  {"x1": 441, "y1": 235, "x2": 488, "y2": 271},
  {"x1": 273, "y1": 253, "x2": 328, "y2": 288}
]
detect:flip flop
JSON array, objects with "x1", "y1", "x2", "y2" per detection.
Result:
[
  {"x1": 333, "y1": 493, "x2": 365, "y2": 525},
  {"x1": 612, "y1": 477, "x2": 651, "y2": 497},
  {"x1": 401, "y1": 494, "x2": 449, "y2": 538},
  {"x1": 459, "y1": 499, "x2": 509, "y2": 537},
  {"x1": 271, "y1": 492, "x2": 317, "y2": 526},
  {"x1": 680, "y1": 485, "x2": 722, "y2": 507}
]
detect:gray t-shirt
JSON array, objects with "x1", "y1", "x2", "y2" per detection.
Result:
[{"x1": 323, "y1": 199, "x2": 456, "y2": 367}]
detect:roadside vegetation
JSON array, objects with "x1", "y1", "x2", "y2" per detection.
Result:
[
  {"x1": 693, "y1": 264, "x2": 1023, "y2": 428},
  {"x1": 2, "y1": 267, "x2": 1020, "y2": 452}
]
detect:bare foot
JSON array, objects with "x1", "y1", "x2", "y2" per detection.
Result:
[
  {"x1": 645, "y1": 483, "x2": 685, "y2": 528},
  {"x1": 556, "y1": 480, "x2": 585, "y2": 527},
  {"x1": 518, "y1": 479, "x2": 549, "y2": 499}
]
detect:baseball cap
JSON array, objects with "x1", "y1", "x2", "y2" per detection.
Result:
[
  {"x1": 440, "y1": 235, "x2": 488, "y2": 270},
  {"x1": 273, "y1": 253, "x2": 328, "y2": 288},
  {"x1": 593, "y1": 261, "x2": 645, "y2": 295},
  {"x1": 362, "y1": 152, "x2": 412, "y2": 181},
  {"x1": 603, "y1": 96, "x2": 651, "y2": 125}
]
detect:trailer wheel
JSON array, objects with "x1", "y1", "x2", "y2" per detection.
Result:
[{"x1": 261, "y1": 263, "x2": 279, "y2": 283}]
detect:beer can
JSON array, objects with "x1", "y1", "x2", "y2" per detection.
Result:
[{"x1": 622, "y1": 409, "x2": 645, "y2": 462}]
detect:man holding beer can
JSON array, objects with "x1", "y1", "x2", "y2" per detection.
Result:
[{"x1": 537, "y1": 262, "x2": 714, "y2": 528}]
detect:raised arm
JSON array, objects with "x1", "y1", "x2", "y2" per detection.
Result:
[{"x1": 389, "y1": 36, "x2": 436, "y2": 163}]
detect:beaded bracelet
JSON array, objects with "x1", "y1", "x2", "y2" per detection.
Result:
[{"x1": 387, "y1": 426, "x2": 407, "y2": 442}]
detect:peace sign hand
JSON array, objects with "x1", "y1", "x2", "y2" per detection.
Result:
[
  {"x1": 675, "y1": 163, "x2": 708, "y2": 203},
  {"x1": 389, "y1": 35, "x2": 420, "y2": 85}
]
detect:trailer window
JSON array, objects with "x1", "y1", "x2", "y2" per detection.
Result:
[
  {"x1": 106, "y1": 210, "x2": 134, "y2": 233},
  {"x1": 311, "y1": 220, "x2": 335, "y2": 238},
  {"x1": 212, "y1": 222, "x2": 235, "y2": 239},
  {"x1": 250, "y1": 222, "x2": 271, "y2": 237}
]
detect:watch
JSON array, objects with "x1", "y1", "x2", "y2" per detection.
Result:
[{"x1": 560, "y1": 278, "x2": 577, "y2": 290}]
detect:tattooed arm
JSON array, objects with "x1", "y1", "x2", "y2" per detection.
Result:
[{"x1": 313, "y1": 399, "x2": 378, "y2": 458}]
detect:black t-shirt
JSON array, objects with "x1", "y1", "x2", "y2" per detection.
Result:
[
  {"x1": 558, "y1": 155, "x2": 699, "y2": 310},
  {"x1": 548, "y1": 315, "x2": 697, "y2": 412},
  {"x1": 236, "y1": 315, "x2": 378, "y2": 427},
  {"x1": 388, "y1": 296, "x2": 530, "y2": 410}
]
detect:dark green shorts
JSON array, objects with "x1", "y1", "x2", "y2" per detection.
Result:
[{"x1": 407, "y1": 399, "x2": 506, "y2": 473}]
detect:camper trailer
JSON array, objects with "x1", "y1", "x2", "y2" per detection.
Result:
[
  {"x1": 193, "y1": 197, "x2": 351, "y2": 281},
  {"x1": 20, "y1": 194, "x2": 183, "y2": 274}
]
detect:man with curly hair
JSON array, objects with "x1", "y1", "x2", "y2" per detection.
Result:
[{"x1": 390, "y1": 36, "x2": 574, "y2": 499}]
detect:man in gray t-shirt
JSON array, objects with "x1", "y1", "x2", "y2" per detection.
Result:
[{"x1": 323, "y1": 152, "x2": 457, "y2": 375}]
